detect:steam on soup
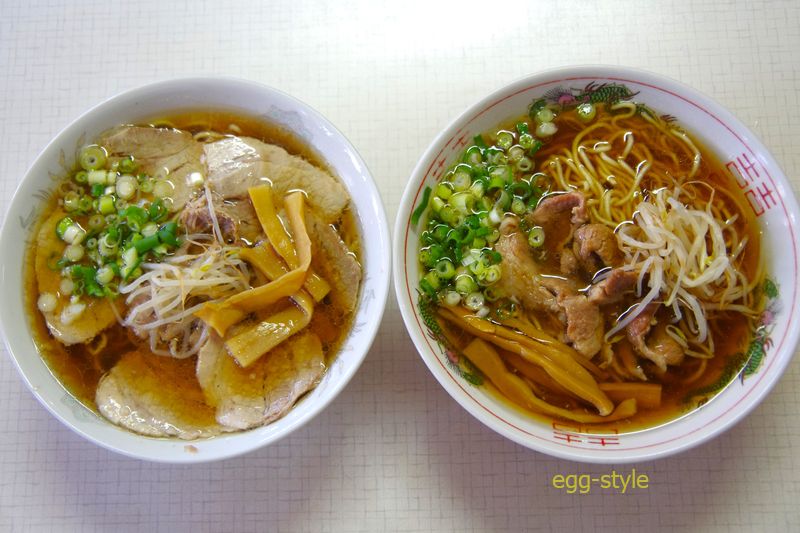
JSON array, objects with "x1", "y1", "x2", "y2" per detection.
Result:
[
  {"x1": 26, "y1": 111, "x2": 362, "y2": 438},
  {"x1": 414, "y1": 89, "x2": 765, "y2": 431}
]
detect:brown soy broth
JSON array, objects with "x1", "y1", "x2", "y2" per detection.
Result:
[
  {"x1": 477, "y1": 107, "x2": 763, "y2": 432},
  {"x1": 25, "y1": 110, "x2": 360, "y2": 416}
]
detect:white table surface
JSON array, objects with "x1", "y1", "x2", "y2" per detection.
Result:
[{"x1": 1, "y1": 1, "x2": 799, "y2": 531}]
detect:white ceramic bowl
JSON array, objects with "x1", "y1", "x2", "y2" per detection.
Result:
[
  {"x1": 394, "y1": 66, "x2": 800, "y2": 463},
  {"x1": 0, "y1": 78, "x2": 391, "y2": 463}
]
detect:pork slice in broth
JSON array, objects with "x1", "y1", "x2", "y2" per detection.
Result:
[
  {"x1": 35, "y1": 208, "x2": 117, "y2": 345},
  {"x1": 98, "y1": 125, "x2": 205, "y2": 211},
  {"x1": 495, "y1": 215, "x2": 604, "y2": 357},
  {"x1": 203, "y1": 136, "x2": 349, "y2": 223},
  {"x1": 196, "y1": 330, "x2": 326, "y2": 430},
  {"x1": 306, "y1": 211, "x2": 362, "y2": 313},
  {"x1": 179, "y1": 192, "x2": 262, "y2": 245},
  {"x1": 96, "y1": 348, "x2": 224, "y2": 439}
]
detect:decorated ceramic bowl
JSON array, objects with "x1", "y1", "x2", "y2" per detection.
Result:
[
  {"x1": 393, "y1": 66, "x2": 800, "y2": 463},
  {"x1": 0, "y1": 78, "x2": 391, "y2": 462}
]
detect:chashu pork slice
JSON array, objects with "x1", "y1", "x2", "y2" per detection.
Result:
[
  {"x1": 35, "y1": 208, "x2": 117, "y2": 345},
  {"x1": 495, "y1": 215, "x2": 604, "y2": 358},
  {"x1": 306, "y1": 210, "x2": 362, "y2": 313},
  {"x1": 96, "y1": 348, "x2": 224, "y2": 439},
  {"x1": 196, "y1": 330, "x2": 326, "y2": 430},
  {"x1": 203, "y1": 136, "x2": 349, "y2": 223},
  {"x1": 97, "y1": 125, "x2": 205, "y2": 211}
]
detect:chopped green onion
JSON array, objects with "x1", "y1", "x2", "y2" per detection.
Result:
[
  {"x1": 449, "y1": 192, "x2": 474, "y2": 214},
  {"x1": 435, "y1": 182, "x2": 453, "y2": 200},
  {"x1": 443, "y1": 290, "x2": 461, "y2": 306},
  {"x1": 74, "y1": 171, "x2": 88, "y2": 184},
  {"x1": 464, "y1": 146, "x2": 483, "y2": 165},
  {"x1": 98, "y1": 195, "x2": 116, "y2": 215},
  {"x1": 516, "y1": 157, "x2": 533, "y2": 172},
  {"x1": 536, "y1": 122, "x2": 558, "y2": 138},
  {"x1": 468, "y1": 180, "x2": 485, "y2": 198},
  {"x1": 455, "y1": 273, "x2": 478, "y2": 295},
  {"x1": 63, "y1": 192, "x2": 81, "y2": 212},
  {"x1": 64, "y1": 244, "x2": 84, "y2": 262},
  {"x1": 120, "y1": 247, "x2": 140, "y2": 280},
  {"x1": 508, "y1": 145, "x2": 525, "y2": 162},
  {"x1": 511, "y1": 197, "x2": 526, "y2": 215},
  {"x1": 515, "y1": 122, "x2": 529, "y2": 135},
  {"x1": 96, "y1": 265, "x2": 115, "y2": 285},
  {"x1": 118, "y1": 156, "x2": 137, "y2": 174},
  {"x1": 439, "y1": 205, "x2": 457, "y2": 225},
  {"x1": 79, "y1": 145, "x2": 107, "y2": 171},
  {"x1": 432, "y1": 224, "x2": 450, "y2": 243},
  {"x1": 133, "y1": 234, "x2": 161, "y2": 254},
  {"x1": 115, "y1": 175, "x2": 138, "y2": 200},
  {"x1": 577, "y1": 102, "x2": 596, "y2": 122},
  {"x1": 411, "y1": 186, "x2": 432, "y2": 226},
  {"x1": 464, "y1": 291, "x2": 485, "y2": 311},
  {"x1": 434, "y1": 259, "x2": 456, "y2": 280},
  {"x1": 37, "y1": 293, "x2": 58, "y2": 313},
  {"x1": 528, "y1": 226, "x2": 545, "y2": 248},
  {"x1": 519, "y1": 133, "x2": 534, "y2": 150},
  {"x1": 506, "y1": 181, "x2": 532, "y2": 199},
  {"x1": 481, "y1": 264, "x2": 501, "y2": 285},
  {"x1": 88, "y1": 214, "x2": 105, "y2": 230},
  {"x1": 153, "y1": 179, "x2": 174, "y2": 199},
  {"x1": 98, "y1": 233, "x2": 119, "y2": 257},
  {"x1": 489, "y1": 165, "x2": 512, "y2": 184},
  {"x1": 141, "y1": 222, "x2": 159, "y2": 238},
  {"x1": 423, "y1": 270, "x2": 442, "y2": 291},
  {"x1": 496, "y1": 131, "x2": 514, "y2": 151},
  {"x1": 88, "y1": 169, "x2": 108, "y2": 185},
  {"x1": 122, "y1": 205, "x2": 149, "y2": 231},
  {"x1": 484, "y1": 286, "x2": 503, "y2": 302},
  {"x1": 148, "y1": 198, "x2": 168, "y2": 222},
  {"x1": 56, "y1": 217, "x2": 85, "y2": 244},
  {"x1": 452, "y1": 169, "x2": 471, "y2": 192},
  {"x1": 157, "y1": 221, "x2": 180, "y2": 246},
  {"x1": 535, "y1": 107, "x2": 555, "y2": 124},
  {"x1": 528, "y1": 98, "x2": 547, "y2": 119}
]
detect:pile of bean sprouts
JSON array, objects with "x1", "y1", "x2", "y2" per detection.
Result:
[
  {"x1": 119, "y1": 239, "x2": 251, "y2": 358},
  {"x1": 607, "y1": 186, "x2": 759, "y2": 359}
]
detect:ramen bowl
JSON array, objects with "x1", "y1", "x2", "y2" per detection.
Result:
[
  {"x1": 0, "y1": 78, "x2": 391, "y2": 463},
  {"x1": 393, "y1": 65, "x2": 800, "y2": 463}
]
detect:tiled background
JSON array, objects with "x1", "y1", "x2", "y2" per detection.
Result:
[{"x1": 1, "y1": 1, "x2": 799, "y2": 531}]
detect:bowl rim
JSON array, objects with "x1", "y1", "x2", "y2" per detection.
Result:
[
  {"x1": 393, "y1": 64, "x2": 800, "y2": 463},
  {"x1": 0, "y1": 76, "x2": 392, "y2": 463}
]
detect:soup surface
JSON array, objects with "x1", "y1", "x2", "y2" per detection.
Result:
[{"x1": 26, "y1": 110, "x2": 362, "y2": 438}]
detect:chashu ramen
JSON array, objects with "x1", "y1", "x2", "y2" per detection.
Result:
[{"x1": 26, "y1": 112, "x2": 362, "y2": 438}]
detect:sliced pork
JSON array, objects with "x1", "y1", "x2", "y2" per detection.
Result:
[
  {"x1": 494, "y1": 215, "x2": 604, "y2": 357},
  {"x1": 98, "y1": 126, "x2": 205, "y2": 211},
  {"x1": 35, "y1": 209, "x2": 117, "y2": 345},
  {"x1": 626, "y1": 304, "x2": 685, "y2": 371},
  {"x1": 179, "y1": 192, "x2": 262, "y2": 245},
  {"x1": 203, "y1": 136, "x2": 349, "y2": 223},
  {"x1": 573, "y1": 223, "x2": 623, "y2": 273},
  {"x1": 587, "y1": 268, "x2": 639, "y2": 306},
  {"x1": 306, "y1": 211, "x2": 362, "y2": 313},
  {"x1": 196, "y1": 331, "x2": 325, "y2": 430},
  {"x1": 96, "y1": 348, "x2": 224, "y2": 439}
]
